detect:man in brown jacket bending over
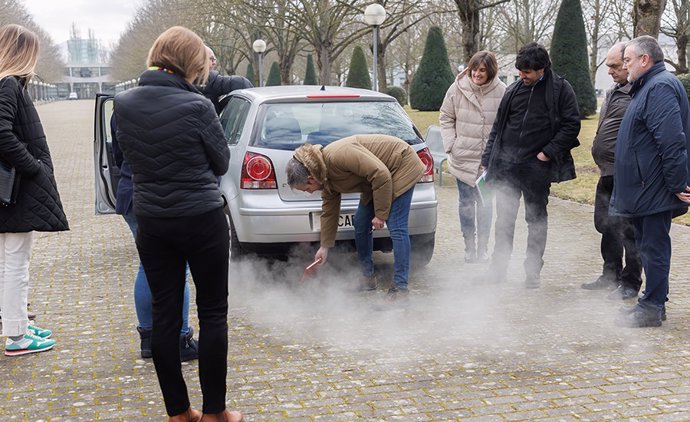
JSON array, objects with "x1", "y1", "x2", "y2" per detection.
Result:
[{"x1": 286, "y1": 135, "x2": 425, "y2": 302}]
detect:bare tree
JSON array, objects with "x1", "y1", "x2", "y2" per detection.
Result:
[
  {"x1": 453, "y1": 0, "x2": 511, "y2": 63},
  {"x1": 494, "y1": 0, "x2": 561, "y2": 52},
  {"x1": 661, "y1": 0, "x2": 690, "y2": 73},
  {"x1": 0, "y1": 0, "x2": 65, "y2": 82},
  {"x1": 366, "y1": 0, "x2": 436, "y2": 90},
  {"x1": 607, "y1": 0, "x2": 635, "y2": 40},
  {"x1": 582, "y1": 0, "x2": 617, "y2": 84},
  {"x1": 634, "y1": 0, "x2": 668, "y2": 36}
]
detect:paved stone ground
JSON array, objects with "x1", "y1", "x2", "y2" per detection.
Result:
[{"x1": 2, "y1": 100, "x2": 690, "y2": 421}]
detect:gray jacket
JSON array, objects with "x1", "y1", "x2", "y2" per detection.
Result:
[{"x1": 592, "y1": 83, "x2": 631, "y2": 177}]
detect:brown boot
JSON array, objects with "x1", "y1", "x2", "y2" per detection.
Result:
[
  {"x1": 200, "y1": 410, "x2": 243, "y2": 422},
  {"x1": 168, "y1": 407, "x2": 201, "y2": 422}
]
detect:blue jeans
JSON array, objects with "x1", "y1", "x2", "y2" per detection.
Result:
[
  {"x1": 123, "y1": 211, "x2": 190, "y2": 335},
  {"x1": 354, "y1": 187, "x2": 414, "y2": 290},
  {"x1": 456, "y1": 179, "x2": 492, "y2": 254}
]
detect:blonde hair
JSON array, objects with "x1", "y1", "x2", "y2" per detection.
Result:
[
  {"x1": 0, "y1": 24, "x2": 39, "y2": 81},
  {"x1": 287, "y1": 144, "x2": 328, "y2": 187},
  {"x1": 146, "y1": 26, "x2": 208, "y2": 84}
]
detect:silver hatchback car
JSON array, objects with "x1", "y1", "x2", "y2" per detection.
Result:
[{"x1": 94, "y1": 86, "x2": 437, "y2": 266}]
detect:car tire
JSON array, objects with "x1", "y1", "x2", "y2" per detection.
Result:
[
  {"x1": 410, "y1": 233, "x2": 435, "y2": 269},
  {"x1": 227, "y1": 211, "x2": 245, "y2": 261}
]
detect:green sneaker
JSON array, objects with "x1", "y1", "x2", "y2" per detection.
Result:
[
  {"x1": 5, "y1": 333, "x2": 55, "y2": 356},
  {"x1": 28, "y1": 324, "x2": 52, "y2": 339}
]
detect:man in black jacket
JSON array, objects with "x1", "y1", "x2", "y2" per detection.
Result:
[
  {"x1": 202, "y1": 46, "x2": 252, "y2": 114},
  {"x1": 580, "y1": 42, "x2": 642, "y2": 300},
  {"x1": 480, "y1": 42, "x2": 580, "y2": 288}
]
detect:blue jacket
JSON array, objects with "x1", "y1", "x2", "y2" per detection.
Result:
[{"x1": 611, "y1": 62, "x2": 690, "y2": 217}]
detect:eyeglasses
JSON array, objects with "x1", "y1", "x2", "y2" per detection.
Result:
[{"x1": 623, "y1": 54, "x2": 644, "y2": 65}]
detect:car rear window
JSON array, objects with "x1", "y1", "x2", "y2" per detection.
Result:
[{"x1": 252, "y1": 101, "x2": 422, "y2": 150}]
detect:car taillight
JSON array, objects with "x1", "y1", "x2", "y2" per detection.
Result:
[
  {"x1": 241, "y1": 152, "x2": 277, "y2": 189},
  {"x1": 417, "y1": 148, "x2": 434, "y2": 183}
]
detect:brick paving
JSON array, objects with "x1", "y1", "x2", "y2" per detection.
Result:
[{"x1": 1, "y1": 100, "x2": 690, "y2": 421}]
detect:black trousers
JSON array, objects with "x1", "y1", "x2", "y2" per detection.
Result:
[
  {"x1": 491, "y1": 158, "x2": 551, "y2": 279},
  {"x1": 593, "y1": 176, "x2": 642, "y2": 290},
  {"x1": 136, "y1": 207, "x2": 230, "y2": 416}
]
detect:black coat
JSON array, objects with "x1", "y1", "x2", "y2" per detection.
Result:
[
  {"x1": 114, "y1": 69, "x2": 229, "y2": 218},
  {"x1": 481, "y1": 69, "x2": 581, "y2": 183},
  {"x1": 0, "y1": 76, "x2": 68, "y2": 233},
  {"x1": 202, "y1": 70, "x2": 253, "y2": 114}
]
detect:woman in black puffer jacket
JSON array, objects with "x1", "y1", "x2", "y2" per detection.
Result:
[
  {"x1": 114, "y1": 26, "x2": 241, "y2": 422},
  {"x1": 0, "y1": 24, "x2": 68, "y2": 357}
]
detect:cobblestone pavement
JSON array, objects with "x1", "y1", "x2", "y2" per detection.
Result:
[{"x1": 2, "y1": 100, "x2": 690, "y2": 421}]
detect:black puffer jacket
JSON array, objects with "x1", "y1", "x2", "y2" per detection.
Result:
[
  {"x1": 114, "y1": 69, "x2": 229, "y2": 218},
  {"x1": 0, "y1": 76, "x2": 68, "y2": 233}
]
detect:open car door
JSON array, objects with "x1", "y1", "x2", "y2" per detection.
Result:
[{"x1": 93, "y1": 94, "x2": 118, "y2": 214}]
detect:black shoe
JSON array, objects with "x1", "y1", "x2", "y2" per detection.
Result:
[
  {"x1": 137, "y1": 327, "x2": 152, "y2": 359},
  {"x1": 581, "y1": 276, "x2": 617, "y2": 290},
  {"x1": 357, "y1": 275, "x2": 378, "y2": 291},
  {"x1": 525, "y1": 276, "x2": 540, "y2": 289},
  {"x1": 180, "y1": 327, "x2": 199, "y2": 362},
  {"x1": 374, "y1": 287, "x2": 409, "y2": 310},
  {"x1": 464, "y1": 251, "x2": 477, "y2": 263},
  {"x1": 615, "y1": 305, "x2": 662, "y2": 327},
  {"x1": 475, "y1": 251, "x2": 489, "y2": 263},
  {"x1": 607, "y1": 285, "x2": 638, "y2": 300},
  {"x1": 619, "y1": 303, "x2": 666, "y2": 321}
]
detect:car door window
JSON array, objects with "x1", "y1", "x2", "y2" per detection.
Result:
[{"x1": 219, "y1": 97, "x2": 250, "y2": 145}]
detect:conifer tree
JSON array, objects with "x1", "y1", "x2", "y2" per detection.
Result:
[
  {"x1": 246, "y1": 63, "x2": 255, "y2": 87},
  {"x1": 409, "y1": 26, "x2": 455, "y2": 111},
  {"x1": 551, "y1": 0, "x2": 597, "y2": 117},
  {"x1": 304, "y1": 54, "x2": 317, "y2": 85},
  {"x1": 266, "y1": 62, "x2": 282, "y2": 86},
  {"x1": 345, "y1": 46, "x2": 372, "y2": 89}
]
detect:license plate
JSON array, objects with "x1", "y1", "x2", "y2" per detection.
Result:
[{"x1": 312, "y1": 213, "x2": 355, "y2": 231}]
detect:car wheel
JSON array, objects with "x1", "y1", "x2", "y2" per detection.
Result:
[
  {"x1": 227, "y1": 211, "x2": 245, "y2": 261},
  {"x1": 410, "y1": 233, "x2": 435, "y2": 268}
]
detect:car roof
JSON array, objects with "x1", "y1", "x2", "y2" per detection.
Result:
[{"x1": 232, "y1": 85, "x2": 395, "y2": 103}]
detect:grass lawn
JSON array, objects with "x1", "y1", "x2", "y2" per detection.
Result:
[{"x1": 405, "y1": 106, "x2": 690, "y2": 226}]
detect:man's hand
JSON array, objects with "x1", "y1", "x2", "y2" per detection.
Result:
[
  {"x1": 676, "y1": 186, "x2": 690, "y2": 203},
  {"x1": 537, "y1": 152, "x2": 551, "y2": 162},
  {"x1": 314, "y1": 246, "x2": 330, "y2": 265},
  {"x1": 371, "y1": 216, "x2": 385, "y2": 230}
]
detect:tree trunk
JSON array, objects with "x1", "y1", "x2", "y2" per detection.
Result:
[
  {"x1": 377, "y1": 42, "x2": 387, "y2": 91},
  {"x1": 677, "y1": 33, "x2": 689, "y2": 74},
  {"x1": 317, "y1": 43, "x2": 331, "y2": 86},
  {"x1": 633, "y1": 0, "x2": 668, "y2": 37}
]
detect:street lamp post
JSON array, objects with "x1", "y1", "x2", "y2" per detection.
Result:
[
  {"x1": 252, "y1": 39, "x2": 267, "y2": 87},
  {"x1": 363, "y1": 4, "x2": 386, "y2": 92}
]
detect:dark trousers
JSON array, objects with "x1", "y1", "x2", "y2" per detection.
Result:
[
  {"x1": 594, "y1": 176, "x2": 642, "y2": 290},
  {"x1": 491, "y1": 158, "x2": 551, "y2": 278},
  {"x1": 136, "y1": 207, "x2": 230, "y2": 416},
  {"x1": 632, "y1": 210, "x2": 672, "y2": 312}
]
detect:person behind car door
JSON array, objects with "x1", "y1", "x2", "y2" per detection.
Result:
[
  {"x1": 286, "y1": 135, "x2": 425, "y2": 303},
  {"x1": 201, "y1": 45, "x2": 253, "y2": 115}
]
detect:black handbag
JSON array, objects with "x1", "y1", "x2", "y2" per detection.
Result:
[{"x1": 0, "y1": 158, "x2": 20, "y2": 206}]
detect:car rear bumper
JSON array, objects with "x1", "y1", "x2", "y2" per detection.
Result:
[{"x1": 230, "y1": 200, "x2": 437, "y2": 245}]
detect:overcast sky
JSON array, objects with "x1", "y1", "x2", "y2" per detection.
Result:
[{"x1": 23, "y1": 0, "x2": 143, "y2": 47}]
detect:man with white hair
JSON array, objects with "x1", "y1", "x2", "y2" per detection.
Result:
[{"x1": 611, "y1": 35, "x2": 690, "y2": 327}]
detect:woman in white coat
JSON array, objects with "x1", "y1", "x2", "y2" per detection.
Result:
[{"x1": 439, "y1": 51, "x2": 506, "y2": 263}]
